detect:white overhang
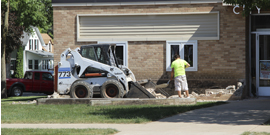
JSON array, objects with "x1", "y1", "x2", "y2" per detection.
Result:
[{"x1": 26, "y1": 50, "x2": 54, "y2": 58}]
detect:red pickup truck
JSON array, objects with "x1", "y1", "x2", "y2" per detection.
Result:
[{"x1": 6, "y1": 71, "x2": 54, "y2": 96}]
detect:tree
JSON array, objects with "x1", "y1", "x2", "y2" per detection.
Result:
[
  {"x1": 1, "y1": 0, "x2": 53, "y2": 98},
  {"x1": 1, "y1": 0, "x2": 10, "y2": 98},
  {"x1": 224, "y1": 0, "x2": 270, "y2": 16},
  {"x1": 14, "y1": 46, "x2": 24, "y2": 79},
  {"x1": 1, "y1": 10, "x2": 24, "y2": 79}
]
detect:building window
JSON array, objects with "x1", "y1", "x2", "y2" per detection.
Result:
[
  {"x1": 42, "y1": 60, "x2": 49, "y2": 70},
  {"x1": 10, "y1": 60, "x2": 16, "y2": 70},
  {"x1": 166, "y1": 40, "x2": 198, "y2": 71},
  {"x1": 34, "y1": 39, "x2": 38, "y2": 50},
  {"x1": 28, "y1": 60, "x2": 33, "y2": 69},
  {"x1": 49, "y1": 43, "x2": 51, "y2": 52},
  {"x1": 98, "y1": 41, "x2": 128, "y2": 66},
  {"x1": 29, "y1": 39, "x2": 33, "y2": 50},
  {"x1": 34, "y1": 60, "x2": 39, "y2": 70}
]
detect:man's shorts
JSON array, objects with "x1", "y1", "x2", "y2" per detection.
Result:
[{"x1": 174, "y1": 75, "x2": 189, "y2": 91}]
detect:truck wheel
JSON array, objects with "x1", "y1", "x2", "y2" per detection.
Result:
[
  {"x1": 70, "y1": 81, "x2": 93, "y2": 98},
  {"x1": 101, "y1": 80, "x2": 124, "y2": 98},
  {"x1": 12, "y1": 86, "x2": 23, "y2": 96}
]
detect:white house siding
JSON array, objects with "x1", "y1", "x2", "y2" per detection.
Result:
[{"x1": 25, "y1": 30, "x2": 42, "y2": 51}]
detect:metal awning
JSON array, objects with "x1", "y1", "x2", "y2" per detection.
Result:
[{"x1": 26, "y1": 50, "x2": 54, "y2": 57}]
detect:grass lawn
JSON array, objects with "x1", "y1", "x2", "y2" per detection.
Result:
[
  {"x1": 1, "y1": 128, "x2": 118, "y2": 135},
  {"x1": 2, "y1": 96, "x2": 226, "y2": 124},
  {"x1": 242, "y1": 132, "x2": 270, "y2": 135}
]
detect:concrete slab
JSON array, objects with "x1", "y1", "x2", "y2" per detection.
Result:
[{"x1": 36, "y1": 98, "x2": 196, "y2": 106}]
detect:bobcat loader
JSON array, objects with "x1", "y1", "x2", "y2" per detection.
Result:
[{"x1": 55, "y1": 44, "x2": 169, "y2": 98}]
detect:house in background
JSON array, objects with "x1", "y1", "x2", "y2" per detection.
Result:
[{"x1": 10, "y1": 27, "x2": 54, "y2": 77}]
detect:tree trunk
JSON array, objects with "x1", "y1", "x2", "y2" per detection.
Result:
[{"x1": 1, "y1": 0, "x2": 9, "y2": 98}]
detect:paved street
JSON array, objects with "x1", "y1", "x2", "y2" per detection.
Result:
[{"x1": 2, "y1": 98, "x2": 270, "y2": 135}]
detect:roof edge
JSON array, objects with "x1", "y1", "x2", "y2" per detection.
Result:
[{"x1": 52, "y1": 0, "x2": 222, "y2": 7}]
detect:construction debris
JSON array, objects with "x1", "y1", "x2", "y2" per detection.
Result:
[{"x1": 12, "y1": 100, "x2": 37, "y2": 104}]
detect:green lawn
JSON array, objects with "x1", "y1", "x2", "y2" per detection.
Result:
[
  {"x1": 2, "y1": 96, "x2": 226, "y2": 124},
  {"x1": 1, "y1": 128, "x2": 118, "y2": 135}
]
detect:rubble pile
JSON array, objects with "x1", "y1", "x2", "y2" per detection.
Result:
[{"x1": 12, "y1": 100, "x2": 37, "y2": 104}]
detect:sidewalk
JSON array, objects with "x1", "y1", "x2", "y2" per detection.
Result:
[{"x1": 2, "y1": 98, "x2": 270, "y2": 135}]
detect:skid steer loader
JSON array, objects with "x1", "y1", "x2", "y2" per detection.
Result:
[{"x1": 55, "y1": 44, "x2": 169, "y2": 98}]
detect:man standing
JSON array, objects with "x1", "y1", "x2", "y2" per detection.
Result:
[{"x1": 170, "y1": 54, "x2": 190, "y2": 98}]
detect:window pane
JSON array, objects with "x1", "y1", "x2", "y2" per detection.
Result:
[
  {"x1": 81, "y1": 47, "x2": 96, "y2": 61},
  {"x1": 11, "y1": 60, "x2": 16, "y2": 70},
  {"x1": 116, "y1": 46, "x2": 124, "y2": 65},
  {"x1": 29, "y1": 40, "x2": 32, "y2": 50},
  {"x1": 42, "y1": 73, "x2": 53, "y2": 80},
  {"x1": 28, "y1": 60, "x2": 33, "y2": 69},
  {"x1": 184, "y1": 45, "x2": 193, "y2": 67},
  {"x1": 171, "y1": 45, "x2": 179, "y2": 63},
  {"x1": 24, "y1": 72, "x2": 32, "y2": 79},
  {"x1": 34, "y1": 60, "x2": 39, "y2": 69},
  {"x1": 34, "y1": 73, "x2": 40, "y2": 80},
  {"x1": 35, "y1": 40, "x2": 37, "y2": 50},
  {"x1": 95, "y1": 47, "x2": 106, "y2": 64}
]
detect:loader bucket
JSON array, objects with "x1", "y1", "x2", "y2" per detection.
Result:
[{"x1": 126, "y1": 82, "x2": 156, "y2": 98}]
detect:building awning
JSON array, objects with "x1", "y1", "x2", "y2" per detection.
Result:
[{"x1": 26, "y1": 50, "x2": 54, "y2": 57}]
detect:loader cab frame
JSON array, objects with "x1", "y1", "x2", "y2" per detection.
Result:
[{"x1": 79, "y1": 44, "x2": 120, "y2": 68}]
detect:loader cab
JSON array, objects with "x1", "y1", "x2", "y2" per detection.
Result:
[{"x1": 79, "y1": 44, "x2": 120, "y2": 68}]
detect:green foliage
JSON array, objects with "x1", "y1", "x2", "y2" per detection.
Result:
[
  {"x1": 1, "y1": 11, "x2": 24, "y2": 61},
  {"x1": 1, "y1": 0, "x2": 53, "y2": 35},
  {"x1": 14, "y1": 46, "x2": 24, "y2": 79},
  {"x1": 223, "y1": 0, "x2": 270, "y2": 16}
]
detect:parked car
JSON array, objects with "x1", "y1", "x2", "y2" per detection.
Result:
[{"x1": 6, "y1": 71, "x2": 54, "y2": 96}]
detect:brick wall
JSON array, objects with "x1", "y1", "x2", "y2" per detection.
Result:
[{"x1": 53, "y1": 3, "x2": 245, "y2": 93}]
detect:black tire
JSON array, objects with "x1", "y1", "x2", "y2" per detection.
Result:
[
  {"x1": 11, "y1": 86, "x2": 23, "y2": 96},
  {"x1": 70, "y1": 81, "x2": 93, "y2": 98},
  {"x1": 101, "y1": 79, "x2": 124, "y2": 98}
]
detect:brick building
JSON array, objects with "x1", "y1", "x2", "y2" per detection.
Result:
[{"x1": 51, "y1": 0, "x2": 270, "y2": 96}]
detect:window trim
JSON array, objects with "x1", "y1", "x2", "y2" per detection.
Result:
[
  {"x1": 28, "y1": 60, "x2": 33, "y2": 69},
  {"x1": 34, "y1": 60, "x2": 39, "y2": 70},
  {"x1": 166, "y1": 40, "x2": 198, "y2": 72},
  {"x1": 29, "y1": 39, "x2": 33, "y2": 50},
  {"x1": 98, "y1": 41, "x2": 128, "y2": 67}
]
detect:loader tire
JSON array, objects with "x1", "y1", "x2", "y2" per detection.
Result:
[
  {"x1": 70, "y1": 81, "x2": 93, "y2": 98},
  {"x1": 101, "y1": 80, "x2": 124, "y2": 98}
]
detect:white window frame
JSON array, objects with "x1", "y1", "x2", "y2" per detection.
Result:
[
  {"x1": 49, "y1": 43, "x2": 51, "y2": 52},
  {"x1": 98, "y1": 41, "x2": 128, "y2": 67},
  {"x1": 34, "y1": 39, "x2": 38, "y2": 50},
  {"x1": 166, "y1": 40, "x2": 198, "y2": 72},
  {"x1": 28, "y1": 60, "x2": 33, "y2": 69},
  {"x1": 29, "y1": 39, "x2": 33, "y2": 50},
  {"x1": 34, "y1": 59, "x2": 39, "y2": 70},
  {"x1": 42, "y1": 60, "x2": 49, "y2": 70}
]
